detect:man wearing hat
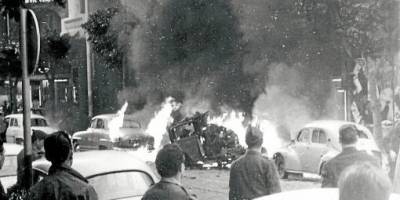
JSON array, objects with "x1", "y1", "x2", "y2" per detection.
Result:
[
  {"x1": 321, "y1": 125, "x2": 380, "y2": 187},
  {"x1": 229, "y1": 125, "x2": 281, "y2": 200}
]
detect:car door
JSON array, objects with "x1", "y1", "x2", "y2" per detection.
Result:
[
  {"x1": 92, "y1": 118, "x2": 109, "y2": 149},
  {"x1": 304, "y1": 128, "x2": 330, "y2": 173},
  {"x1": 79, "y1": 119, "x2": 98, "y2": 150},
  {"x1": 291, "y1": 128, "x2": 312, "y2": 172}
]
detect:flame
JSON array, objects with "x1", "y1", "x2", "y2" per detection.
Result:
[
  {"x1": 109, "y1": 101, "x2": 128, "y2": 141},
  {"x1": 208, "y1": 111, "x2": 247, "y2": 147},
  {"x1": 208, "y1": 111, "x2": 284, "y2": 156},
  {"x1": 146, "y1": 97, "x2": 182, "y2": 149}
]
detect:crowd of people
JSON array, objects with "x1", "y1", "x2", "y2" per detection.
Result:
[{"x1": 0, "y1": 124, "x2": 395, "y2": 200}]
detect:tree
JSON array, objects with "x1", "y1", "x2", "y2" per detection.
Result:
[
  {"x1": 295, "y1": 0, "x2": 399, "y2": 148},
  {"x1": 82, "y1": 7, "x2": 123, "y2": 69}
]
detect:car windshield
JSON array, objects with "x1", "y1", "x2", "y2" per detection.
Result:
[
  {"x1": 0, "y1": 155, "x2": 17, "y2": 177},
  {"x1": 31, "y1": 118, "x2": 48, "y2": 127},
  {"x1": 123, "y1": 120, "x2": 141, "y2": 129},
  {"x1": 88, "y1": 171, "x2": 153, "y2": 200}
]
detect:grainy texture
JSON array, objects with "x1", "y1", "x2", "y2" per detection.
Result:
[{"x1": 183, "y1": 169, "x2": 320, "y2": 200}]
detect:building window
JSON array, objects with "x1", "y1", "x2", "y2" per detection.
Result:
[{"x1": 80, "y1": 0, "x2": 86, "y2": 14}]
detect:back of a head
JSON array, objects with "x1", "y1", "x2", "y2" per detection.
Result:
[
  {"x1": 339, "y1": 125, "x2": 358, "y2": 145},
  {"x1": 338, "y1": 162, "x2": 391, "y2": 200},
  {"x1": 32, "y1": 130, "x2": 47, "y2": 143},
  {"x1": 245, "y1": 125, "x2": 263, "y2": 148},
  {"x1": 155, "y1": 144, "x2": 185, "y2": 178},
  {"x1": 44, "y1": 131, "x2": 72, "y2": 165}
]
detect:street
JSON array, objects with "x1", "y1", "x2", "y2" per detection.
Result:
[{"x1": 183, "y1": 169, "x2": 320, "y2": 200}]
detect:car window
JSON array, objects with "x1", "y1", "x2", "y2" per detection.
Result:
[
  {"x1": 10, "y1": 118, "x2": 18, "y2": 127},
  {"x1": 297, "y1": 129, "x2": 310, "y2": 143},
  {"x1": 0, "y1": 155, "x2": 17, "y2": 177},
  {"x1": 90, "y1": 119, "x2": 97, "y2": 128},
  {"x1": 88, "y1": 171, "x2": 154, "y2": 200},
  {"x1": 319, "y1": 130, "x2": 327, "y2": 144},
  {"x1": 96, "y1": 119, "x2": 105, "y2": 129},
  {"x1": 123, "y1": 120, "x2": 141, "y2": 128},
  {"x1": 31, "y1": 118, "x2": 48, "y2": 127},
  {"x1": 312, "y1": 129, "x2": 319, "y2": 143}
]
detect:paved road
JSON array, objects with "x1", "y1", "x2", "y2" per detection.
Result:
[{"x1": 183, "y1": 169, "x2": 320, "y2": 200}]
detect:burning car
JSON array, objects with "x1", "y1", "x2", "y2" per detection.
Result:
[
  {"x1": 272, "y1": 120, "x2": 382, "y2": 178},
  {"x1": 168, "y1": 112, "x2": 245, "y2": 167},
  {"x1": 72, "y1": 114, "x2": 154, "y2": 151}
]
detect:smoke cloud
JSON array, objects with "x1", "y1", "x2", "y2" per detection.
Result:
[{"x1": 116, "y1": 0, "x2": 341, "y2": 130}]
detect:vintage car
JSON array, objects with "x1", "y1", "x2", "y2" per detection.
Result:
[
  {"x1": 272, "y1": 120, "x2": 381, "y2": 178},
  {"x1": 33, "y1": 150, "x2": 159, "y2": 200},
  {"x1": 254, "y1": 188, "x2": 400, "y2": 200},
  {"x1": 5, "y1": 114, "x2": 58, "y2": 144},
  {"x1": 0, "y1": 143, "x2": 23, "y2": 192},
  {"x1": 72, "y1": 114, "x2": 154, "y2": 151}
]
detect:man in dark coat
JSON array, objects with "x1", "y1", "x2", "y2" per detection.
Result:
[
  {"x1": 142, "y1": 144, "x2": 197, "y2": 200},
  {"x1": 321, "y1": 125, "x2": 380, "y2": 188},
  {"x1": 229, "y1": 125, "x2": 281, "y2": 200},
  {"x1": 30, "y1": 131, "x2": 98, "y2": 200}
]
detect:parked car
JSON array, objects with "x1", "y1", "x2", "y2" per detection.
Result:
[
  {"x1": 5, "y1": 114, "x2": 58, "y2": 144},
  {"x1": 272, "y1": 120, "x2": 381, "y2": 178},
  {"x1": 0, "y1": 143, "x2": 23, "y2": 192},
  {"x1": 33, "y1": 150, "x2": 159, "y2": 200},
  {"x1": 253, "y1": 188, "x2": 400, "y2": 200},
  {"x1": 72, "y1": 114, "x2": 154, "y2": 151}
]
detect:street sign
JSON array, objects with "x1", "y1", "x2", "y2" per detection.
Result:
[{"x1": 26, "y1": 9, "x2": 40, "y2": 75}]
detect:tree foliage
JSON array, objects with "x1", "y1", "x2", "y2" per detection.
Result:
[{"x1": 82, "y1": 7, "x2": 123, "y2": 69}]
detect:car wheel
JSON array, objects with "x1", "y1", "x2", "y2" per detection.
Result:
[
  {"x1": 319, "y1": 162, "x2": 326, "y2": 176},
  {"x1": 73, "y1": 141, "x2": 80, "y2": 152},
  {"x1": 274, "y1": 154, "x2": 288, "y2": 179},
  {"x1": 98, "y1": 145, "x2": 108, "y2": 150}
]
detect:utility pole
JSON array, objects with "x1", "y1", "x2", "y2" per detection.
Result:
[
  {"x1": 84, "y1": 0, "x2": 93, "y2": 118},
  {"x1": 20, "y1": 7, "x2": 33, "y2": 188}
]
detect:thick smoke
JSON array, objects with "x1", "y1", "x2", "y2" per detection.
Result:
[
  {"x1": 119, "y1": 0, "x2": 265, "y2": 115},
  {"x1": 117, "y1": 0, "x2": 341, "y2": 128}
]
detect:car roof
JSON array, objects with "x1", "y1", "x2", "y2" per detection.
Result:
[
  {"x1": 33, "y1": 150, "x2": 158, "y2": 180},
  {"x1": 92, "y1": 114, "x2": 141, "y2": 122},
  {"x1": 5, "y1": 114, "x2": 46, "y2": 119},
  {"x1": 254, "y1": 188, "x2": 400, "y2": 200},
  {"x1": 4, "y1": 143, "x2": 23, "y2": 156},
  {"x1": 303, "y1": 120, "x2": 372, "y2": 134}
]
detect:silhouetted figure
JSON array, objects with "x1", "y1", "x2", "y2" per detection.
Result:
[
  {"x1": 338, "y1": 162, "x2": 391, "y2": 200},
  {"x1": 30, "y1": 131, "x2": 98, "y2": 200},
  {"x1": 321, "y1": 125, "x2": 380, "y2": 187},
  {"x1": 229, "y1": 125, "x2": 281, "y2": 200},
  {"x1": 142, "y1": 144, "x2": 197, "y2": 200}
]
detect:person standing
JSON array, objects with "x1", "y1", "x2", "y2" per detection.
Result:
[
  {"x1": 229, "y1": 125, "x2": 281, "y2": 200},
  {"x1": 29, "y1": 131, "x2": 98, "y2": 200},
  {"x1": 16, "y1": 130, "x2": 47, "y2": 188},
  {"x1": 338, "y1": 162, "x2": 391, "y2": 200},
  {"x1": 142, "y1": 144, "x2": 197, "y2": 200},
  {"x1": 321, "y1": 125, "x2": 380, "y2": 187}
]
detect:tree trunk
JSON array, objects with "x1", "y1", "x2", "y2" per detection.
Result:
[{"x1": 367, "y1": 57, "x2": 384, "y2": 150}]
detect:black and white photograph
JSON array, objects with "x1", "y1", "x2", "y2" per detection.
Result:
[{"x1": 0, "y1": 0, "x2": 399, "y2": 199}]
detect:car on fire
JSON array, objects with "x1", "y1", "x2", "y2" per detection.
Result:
[
  {"x1": 72, "y1": 114, "x2": 154, "y2": 151},
  {"x1": 0, "y1": 143, "x2": 23, "y2": 192},
  {"x1": 253, "y1": 188, "x2": 400, "y2": 200},
  {"x1": 5, "y1": 114, "x2": 58, "y2": 144},
  {"x1": 272, "y1": 120, "x2": 381, "y2": 178},
  {"x1": 32, "y1": 150, "x2": 159, "y2": 200}
]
